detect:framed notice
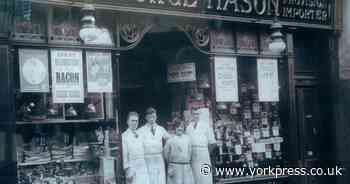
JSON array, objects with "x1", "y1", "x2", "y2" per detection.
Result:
[
  {"x1": 51, "y1": 50, "x2": 84, "y2": 103},
  {"x1": 214, "y1": 56, "x2": 238, "y2": 102},
  {"x1": 167, "y1": 63, "x2": 196, "y2": 83},
  {"x1": 86, "y1": 51, "x2": 113, "y2": 93},
  {"x1": 257, "y1": 58, "x2": 279, "y2": 102},
  {"x1": 19, "y1": 49, "x2": 49, "y2": 92}
]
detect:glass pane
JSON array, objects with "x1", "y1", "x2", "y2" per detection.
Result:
[
  {"x1": 14, "y1": 2, "x2": 46, "y2": 39},
  {"x1": 51, "y1": 6, "x2": 80, "y2": 42}
]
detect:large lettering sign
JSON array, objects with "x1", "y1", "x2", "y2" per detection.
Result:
[{"x1": 70, "y1": 0, "x2": 334, "y2": 27}]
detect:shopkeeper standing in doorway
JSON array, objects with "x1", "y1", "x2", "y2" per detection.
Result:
[
  {"x1": 139, "y1": 107, "x2": 170, "y2": 184},
  {"x1": 186, "y1": 108, "x2": 216, "y2": 184},
  {"x1": 122, "y1": 112, "x2": 150, "y2": 184}
]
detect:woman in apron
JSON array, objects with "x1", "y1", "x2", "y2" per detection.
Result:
[
  {"x1": 122, "y1": 112, "x2": 150, "y2": 184},
  {"x1": 186, "y1": 108, "x2": 216, "y2": 184},
  {"x1": 138, "y1": 107, "x2": 170, "y2": 184},
  {"x1": 164, "y1": 120, "x2": 194, "y2": 184}
]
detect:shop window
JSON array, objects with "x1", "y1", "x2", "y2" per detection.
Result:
[
  {"x1": 0, "y1": 0, "x2": 13, "y2": 36},
  {"x1": 15, "y1": 48, "x2": 118, "y2": 184},
  {"x1": 213, "y1": 57, "x2": 285, "y2": 181},
  {"x1": 49, "y1": 6, "x2": 80, "y2": 44},
  {"x1": 12, "y1": 2, "x2": 47, "y2": 42}
]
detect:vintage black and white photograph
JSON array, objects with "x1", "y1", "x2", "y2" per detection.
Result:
[{"x1": 0, "y1": 1, "x2": 349, "y2": 184}]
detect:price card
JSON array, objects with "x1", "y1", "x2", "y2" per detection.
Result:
[
  {"x1": 272, "y1": 126, "x2": 280, "y2": 136},
  {"x1": 273, "y1": 143, "x2": 281, "y2": 151},
  {"x1": 262, "y1": 117, "x2": 268, "y2": 125},
  {"x1": 252, "y1": 103, "x2": 260, "y2": 113},
  {"x1": 247, "y1": 137, "x2": 254, "y2": 144},
  {"x1": 265, "y1": 151, "x2": 272, "y2": 159},
  {"x1": 244, "y1": 111, "x2": 252, "y2": 119},
  {"x1": 246, "y1": 153, "x2": 253, "y2": 161},
  {"x1": 252, "y1": 143, "x2": 266, "y2": 153},
  {"x1": 262, "y1": 128, "x2": 270, "y2": 138},
  {"x1": 235, "y1": 145, "x2": 242, "y2": 155},
  {"x1": 253, "y1": 129, "x2": 261, "y2": 139}
]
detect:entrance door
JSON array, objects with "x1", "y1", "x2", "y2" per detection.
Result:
[{"x1": 295, "y1": 83, "x2": 326, "y2": 184}]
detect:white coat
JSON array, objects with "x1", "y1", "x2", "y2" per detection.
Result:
[
  {"x1": 164, "y1": 134, "x2": 195, "y2": 184},
  {"x1": 186, "y1": 120, "x2": 216, "y2": 184},
  {"x1": 122, "y1": 129, "x2": 150, "y2": 184},
  {"x1": 138, "y1": 123, "x2": 170, "y2": 184}
]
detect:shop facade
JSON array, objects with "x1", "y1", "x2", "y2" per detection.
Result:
[{"x1": 0, "y1": 0, "x2": 341, "y2": 184}]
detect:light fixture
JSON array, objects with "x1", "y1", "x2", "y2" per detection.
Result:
[
  {"x1": 199, "y1": 74, "x2": 210, "y2": 89},
  {"x1": 79, "y1": 4, "x2": 100, "y2": 43},
  {"x1": 269, "y1": 21, "x2": 286, "y2": 54},
  {"x1": 216, "y1": 102, "x2": 227, "y2": 110}
]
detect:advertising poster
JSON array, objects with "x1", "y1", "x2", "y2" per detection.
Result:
[
  {"x1": 214, "y1": 56, "x2": 238, "y2": 102},
  {"x1": 167, "y1": 63, "x2": 196, "y2": 83},
  {"x1": 86, "y1": 51, "x2": 113, "y2": 93},
  {"x1": 19, "y1": 49, "x2": 49, "y2": 92},
  {"x1": 51, "y1": 50, "x2": 84, "y2": 103},
  {"x1": 257, "y1": 58, "x2": 279, "y2": 102}
]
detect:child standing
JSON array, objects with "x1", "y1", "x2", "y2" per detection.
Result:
[{"x1": 164, "y1": 119, "x2": 195, "y2": 184}]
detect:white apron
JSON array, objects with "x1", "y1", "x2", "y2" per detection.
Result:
[
  {"x1": 122, "y1": 129, "x2": 150, "y2": 184},
  {"x1": 139, "y1": 123, "x2": 170, "y2": 184},
  {"x1": 164, "y1": 135, "x2": 195, "y2": 184},
  {"x1": 186, "y1": 121, "x2": 216, "y2": 184}
]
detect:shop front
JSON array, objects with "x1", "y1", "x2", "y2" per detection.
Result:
[{"x1": 0, "y1": 0, "x2": 338, "y2": 184}]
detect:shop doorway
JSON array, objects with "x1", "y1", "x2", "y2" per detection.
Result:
[{"x1": 119, "y1": 31, "x2": 208, "y2": 131}]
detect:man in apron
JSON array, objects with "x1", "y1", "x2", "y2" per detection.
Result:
[
  {"x1": 122, "y1": 112, "x2": 150, "y2": 184},
  {"x1": 186, "y1": 108, "x2": 216, "y2": 184},
  {"x1": 139, "y1": 107, "x2": 170, "y2": 184}
]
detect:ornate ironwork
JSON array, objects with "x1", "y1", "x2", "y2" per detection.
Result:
[
  {"x1": 117, "y1": 23, "x2": 154, "y2": 51},
  {"x1": 177, "y1": 24, "x2": 211, "y2": 55},
  {"x1": 120, "y1": 24, "x2": 141, "y2": 44}
]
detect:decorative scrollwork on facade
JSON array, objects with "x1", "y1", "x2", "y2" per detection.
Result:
[
  {"x1": 120, "y1": 24, "x2": 141, "y2": 44},
  {"x1": 177, "y1": 24, "x2": 211, "y2": 55},
  {"x1": 194, "y1": 28, "x2": 210, "y2": 47},
  {"x1": 118, "y1": 23, "x2": 154, "y2": 50}
]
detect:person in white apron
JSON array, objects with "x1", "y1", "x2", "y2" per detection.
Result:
[
  {"x1": 138, "y1": 107, "x2": 170, "y2": 184},
  {"x1": 186, "y1": 108, "x2": 216, "y2": 184},
  {"x1": 122, "y1": 112, "x2": 150, "y2": 184},
  {"x1": 164, "y1": 120, "x2": 194, "y2": 184}
]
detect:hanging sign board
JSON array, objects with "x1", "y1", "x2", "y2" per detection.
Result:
[
  {"x1": 19, "y1": 49, "x2": 50, "y2": 93},
  {"x1": 257, "y1": 58, "x2": 279, "y2": 102},
  {"x1": 51, "y1": 50, "x2": 84, "y2": 103},
  {"x1": 86, "y1": 51, "x2": 113, "y2": 93},
  {"x1": 214, "y1": 56, "x2": 238, "y2": 102},
  {"x1": 167, "y1": 63, "x2": 196, "y2": 83}
]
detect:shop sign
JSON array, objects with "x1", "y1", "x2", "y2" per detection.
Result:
[
  {"x1": 167, "y1": 63, "x2": 196, "y2": 83},
  {"x1": 72, "y1": 0, "x2": 334, "y2": 27},
  {"x1": 236, "y1": 31, "x2": 258, "y2": 54},
  {"x1": 19, "y1": 49, "x2": 50, "y2": 93},
  {"x1": 86, "y1": 51, "x2": 113, "y2": 93},
  {"x1": 51, "y1": 50, "x2": 84, "y2": 103},
  {"x1": 210, "y1": 30, "x2": 234, "y2": 52},
  {"x1": 257, "y1": 58, "x2": 279, "y2": 102},
  {"x1": 214, "y1": 56, "x2": 238, "y2": 102}
]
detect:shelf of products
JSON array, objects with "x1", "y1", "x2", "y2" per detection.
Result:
[
  {"x1": 212, "y1": 56, "x2": 285, "y2": 182},
  {"x1": 18, "y1": 158, "x2": 91, "y2": 167}
]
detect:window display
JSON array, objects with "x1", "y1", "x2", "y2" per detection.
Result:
[
  {"x1": 212, "y1": 57, "x2": 284, "y2": 180},
  {"x1": 15, "y1": 48, "x2": 118, "y2": 184}
]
